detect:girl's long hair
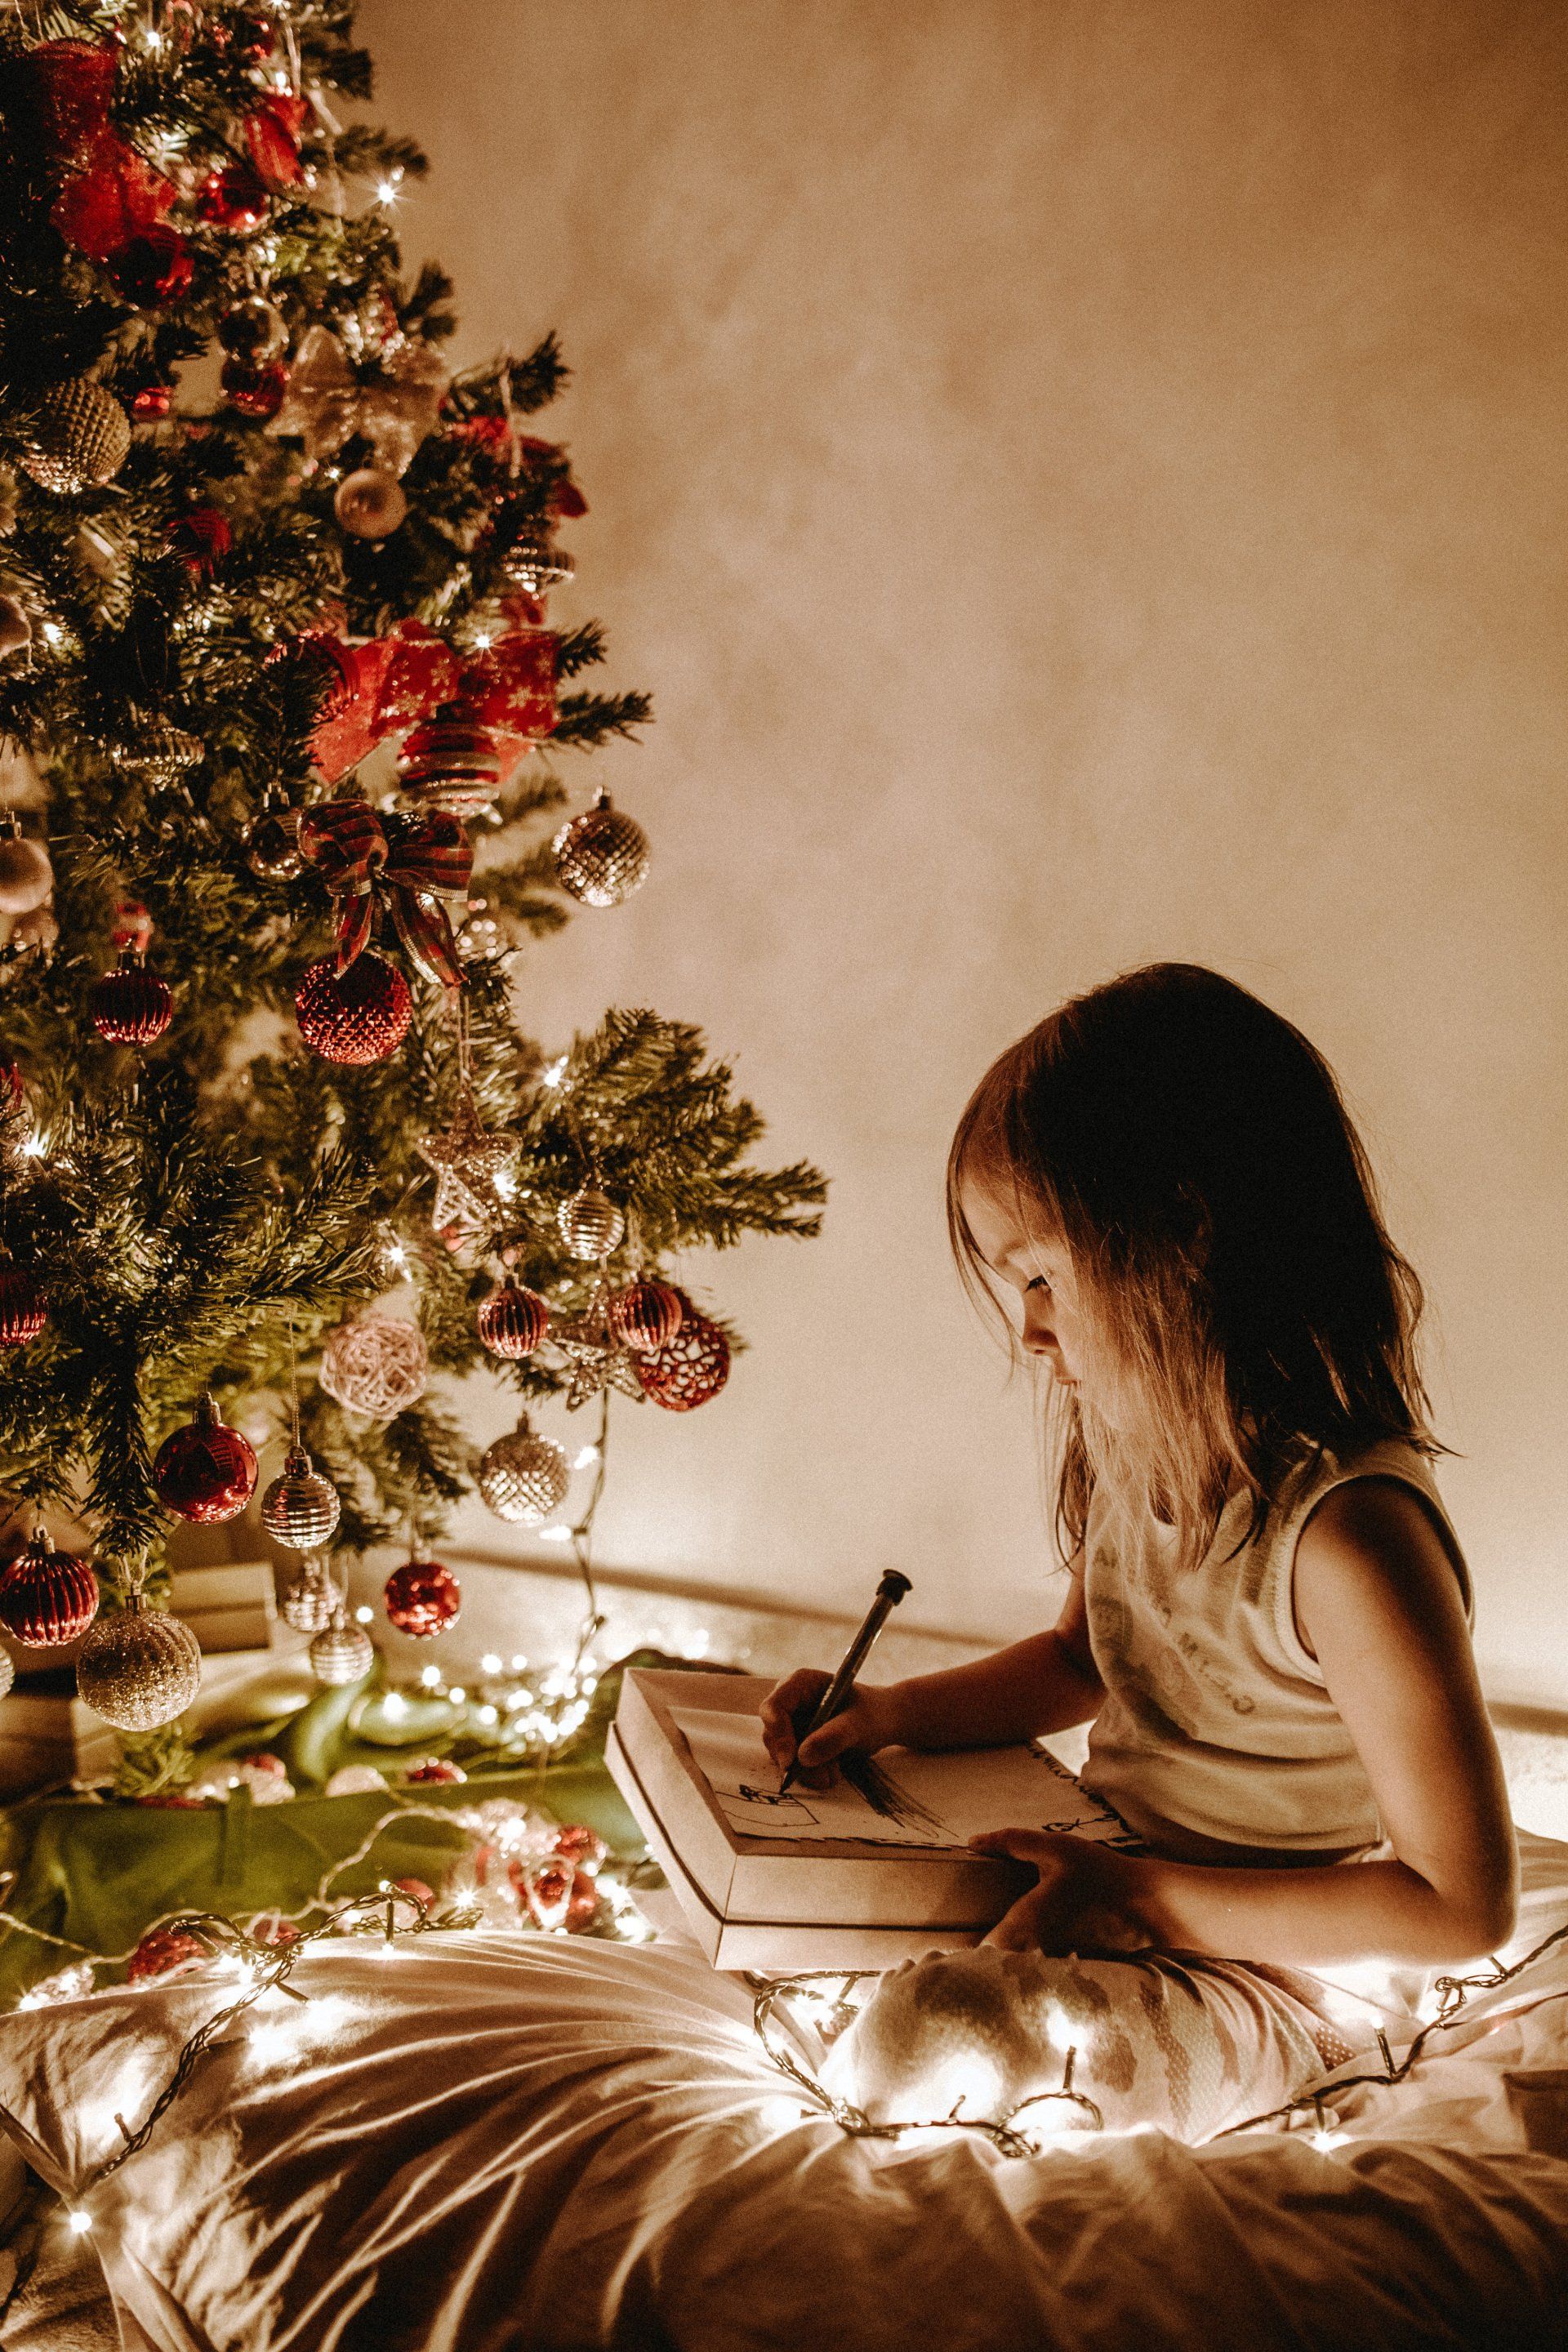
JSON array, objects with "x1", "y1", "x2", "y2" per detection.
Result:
[{"x1": 947, "y1": 964, "x2": 1433, "y2": 1571}]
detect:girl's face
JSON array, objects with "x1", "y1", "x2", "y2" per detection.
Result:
[{"x1": 959, "y1": 1174, "x2": 1092, "y2": 1396}]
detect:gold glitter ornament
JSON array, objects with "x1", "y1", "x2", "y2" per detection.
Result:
[
  {"x1": 334, "y1": 466, "x2": 407, "y2": 540},
  {"x1": 20, "y1": 377, "x2": 131, "y2": 494},
  {"x1": 318, "y1": 1314, "x2": 428, "y2": 1419},
  {"x1": 310, "y1": 1609, "x2": 374, "y2": 1686},
  {"x1": 280, "y1": 1557, "x2": 337, "y2": 1633},
  {"x1": 500, "y1": 532, "x2": 575, "y2": 597},
  {"x1": 552, "y1": 791, "x2": 649, "y2": 909},
  {"x1": 76, "y1": 1597, "x2": 203, "y2": 1731},
  {"x1": 557, "y1": 1184, "x2": 624, "y2": 1261},
  {"x1": 478, "y1": 1417, "x2": 570, "y2": 1524},
  {"x1": 261, "y1": 1446, "x2": 341, "y2": 1549}
]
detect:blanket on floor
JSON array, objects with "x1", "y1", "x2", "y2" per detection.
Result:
[{"x1": 0, "y1": 1833, "x2": 1564, "y2": 2351}]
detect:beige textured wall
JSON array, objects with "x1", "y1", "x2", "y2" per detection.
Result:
[{"x1": 363, "y1": 0, "x2": 1568, "y2": 1699}]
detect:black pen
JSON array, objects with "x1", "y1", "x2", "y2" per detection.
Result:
[{"x1": 777, "y1": 1569, "x2": 912, "y2": 1795}]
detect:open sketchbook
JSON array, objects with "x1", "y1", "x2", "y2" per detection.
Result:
[{"x1": 668, "y1": 1705, "x2": 1136, "y2": 1851}]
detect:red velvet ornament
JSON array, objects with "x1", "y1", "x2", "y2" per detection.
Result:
[
  {"x1": 26, "y1": 39, "x2": 117, "y2": 163},
  {"x1": 220, "y1": 356, "x2": 287, "y2": 420},
  {"x1": 194, "y1": 162, "x2": 269, "y2": 232},
  {"x1": 404, "y1": 1757, "x2": 466, "y2": 1785},
  {"x1": 0, "y1": 1062, "x2": 22, "y2": 1118},
  {"x1": 105, "y1": 225, "x2": 192, "y2": 307},
  {"x1": 477, "y1": 1280, "x2": 548, "y2": 1360},
  {"x1": 52, "y1": 134, "x2": 176, "y2": 260},
  {"x1": 127, "y1": 1926, "x2": 207, "y2": 1983},
  {"x1": 91, "y1": 953, "x2": 173, "y2": 1045},
  {"x1": 0, "y1": 1266, "x2": 47, "y2": 1348},
  {"x1": 382, "y1": 1557, "x2": 461, "y2": 1638},
  {"x1": 606, "y1": 1278, "x2": 684, "y2": 1356},
  {"x1": 168, "y1": 507, "x2": 231, "y2": 574},
  {"x1": 296, "y1": 951, "x2": 412, "y2": 1065},
  {"x1": 636, "y1": 1293, "x2": 732, "y2": 1411},
  {"x1": 0, "y1": 1530, "x2": 99, "y2": 1646},
  {"x1": 243, "y1": 91, "x2": 310, "y2": 186},
  {"x1": 153, "y1": 1392, "x2": 258, "y2": 1523}
]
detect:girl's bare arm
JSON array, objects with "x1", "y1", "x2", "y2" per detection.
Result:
[
  {"x1": 760, "y1": 1570, "x2": 1103, "y2": 1782},
  {"x1": 982, "y1": 1481, "x2": 1517, "y2": 1967}
]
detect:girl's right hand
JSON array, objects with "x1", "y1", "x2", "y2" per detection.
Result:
[{"x1": 759, "y1": 1669, "x2": 904, "y2": 1788}]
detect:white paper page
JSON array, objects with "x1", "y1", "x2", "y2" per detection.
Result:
[{"x1": 670, "y1": 1708, "x2": 1133, "y2": 1850}]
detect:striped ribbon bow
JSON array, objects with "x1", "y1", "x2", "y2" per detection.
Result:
[{"x1": 298, "y1": 801, "x2": 472, "y2": 991}]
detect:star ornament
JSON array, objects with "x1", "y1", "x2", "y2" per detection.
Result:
[
  {"x1": 416, "y1": 1091, "x2": 519, "y2": 1232},
  {"x1": 551, "y1": 1293, "x2": 646, "y2": 1411}
]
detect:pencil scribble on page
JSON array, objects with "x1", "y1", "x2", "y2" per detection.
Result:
[{"x1": 840, "y1": 1752, "x2": 951, "y2": 1838}]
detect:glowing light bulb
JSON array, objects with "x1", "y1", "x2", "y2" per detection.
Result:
[
  {"x1": 480, "y1": 1654, "x2": 502, "y2": 1675},
  {"x1": 18, "y1": 1130, "x2": 47, "y2": 1160},
  {"x1": 540, "y1": 1524, "x2": 572, "y2": 1544},
  {"x1": 541, "y1": 1057, "x2": 568, "y2": 1089},
  {"x1": 382, "y1": 1692, "x2": 408, "y2": 1720},
  {"x1": 420, "y1": 1664, "x2": 443, "y2": 1687},
  {"x1": 375, "y1": 175, "x2": 402, "y2": 205},
  {"x1": 66, "y1": 2208, "x2": 92, "y2": 2235},
  {"x1": 572, "y1": 1445, "x2": 600, "y2": 1471},
  {"x1": 510, "y1": 1653, "x2": 528, "y2": 1671},
  {"x1": 447, "y1": 1686, "x2": 466, "y2": 1705},
  {"x1": 354, "y1": 1606, "x2": 374, "y2": 1624},
  {"x1": 476, "y1": 1704, "x2": 498, "y2": 1726}
]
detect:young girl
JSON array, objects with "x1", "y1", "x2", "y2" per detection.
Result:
[{"x1": 760, "y1": 963, "x2": 1516, "y2": 2139}]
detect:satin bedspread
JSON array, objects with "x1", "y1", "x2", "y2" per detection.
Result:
[{"x1": 0, "y1": 1837, "x2": 1566, "y2": 2350}]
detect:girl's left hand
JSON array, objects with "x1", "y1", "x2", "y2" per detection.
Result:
[{"x1": 969, "y1": 1828, "x2": 1152, "y2": 1955}]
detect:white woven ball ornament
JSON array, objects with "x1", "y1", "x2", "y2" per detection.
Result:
[
  {"x1": 280, "y1": 1559, "x2": 337, "y2": 1634},
  {"x1": 76, "y1": 1599, "x2": 203, "y2": 1732},
  {"x1": 310, "y1": 1610, "x2": 374, "y2": 1686},
  {"x1": 551, "y1": 791, "x2": 649, "y2": 908},
  {"x1": 0, "y1": 1647, "x2": 12, "y2": 1701},
  {"x1": 318, "y1": 1316, "x2": 428, "y2": 1419},
  {"x1": 261, "y1": 1446, "x2": 341, "y2": 1549},
  {"x1": 478, "y1": 1419, "x2": 571, "y2": 1524},
  {"x1": 20, "y1": 377, "x2": 131, "y2": 494},
  {"x1": 557, "y1": 1185, "x2": 625, "y2": 1261}
]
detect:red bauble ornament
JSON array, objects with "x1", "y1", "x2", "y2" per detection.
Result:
[
  {"x1": 131, "y1": 384, "x2": 173, "y2": 423},
  {"x1": 168, "y1": 507, "x2": 231, "y2": 573},
  {"x1": 391, "y1": 1876, "x2": 436, "y2": 1908},
  {"x1": 477, "y1": 1279, "x2": 548, "y2": 1360},
  {"x1": 0, "y1": 1529, "x2": 99, "y2": 1647},
  {"x1": 0, "y1": 1267, "x2": 47, "y2": 1348},
  {"x1": 296, "y1": 952, "x2": 412, "y2": 1065},
  {"x1": 636, "y1": 1293, "x2": 732, "y2": 1412},
  {"x1": 194, "y1": 162, "x2": 269, "y2": 232},
  {"x1": 91, "y1": 953, "x2": 173, "y2": 1045},
  {"x1": 153, "y1": 1392, "x2": 258, "y2": 1523},
  {"x1": 127, "y1": 1926, "x2": 207, "y2": 1983},
  {"x1": 220, "y1": 356, "x2": 287, "y2": 420},
  {"x1": 110, "y1": 900, "x2": 154, "y2": 955},
  {"x1": 382, "y1": 1557, "x2": 461, "y2": 1638},
  {"x1": 404, "y1": 1757, "x2": 466, "y2": 1785},
  {"x1": 606, "y1": 1278, "x2": 684, "y2": 1356},
  {"x1": 105, "y1": 225, "x2": 192, "y2": 307}
]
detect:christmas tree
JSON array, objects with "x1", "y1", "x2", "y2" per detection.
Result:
[{"x1": 0, "y1": 2, "x2": 823, "y2": 1766}]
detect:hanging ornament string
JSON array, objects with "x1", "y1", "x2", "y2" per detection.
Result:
[{"x1": 498, "y1": 349, "x2": 520, "y2": 479}]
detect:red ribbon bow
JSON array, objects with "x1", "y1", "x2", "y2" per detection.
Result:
[{"x1": 297, "y1": 802, "x2": 472, "y2": 991}]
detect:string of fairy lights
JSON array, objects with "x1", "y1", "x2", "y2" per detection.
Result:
[{"x1": 4, "y1": 1874, "x2": 1565, "y2": 2243}]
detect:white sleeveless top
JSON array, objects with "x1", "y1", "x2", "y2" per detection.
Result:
[{"x1": 1077, "y1": 1437, "x2": 1472, "y2": 1857}]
